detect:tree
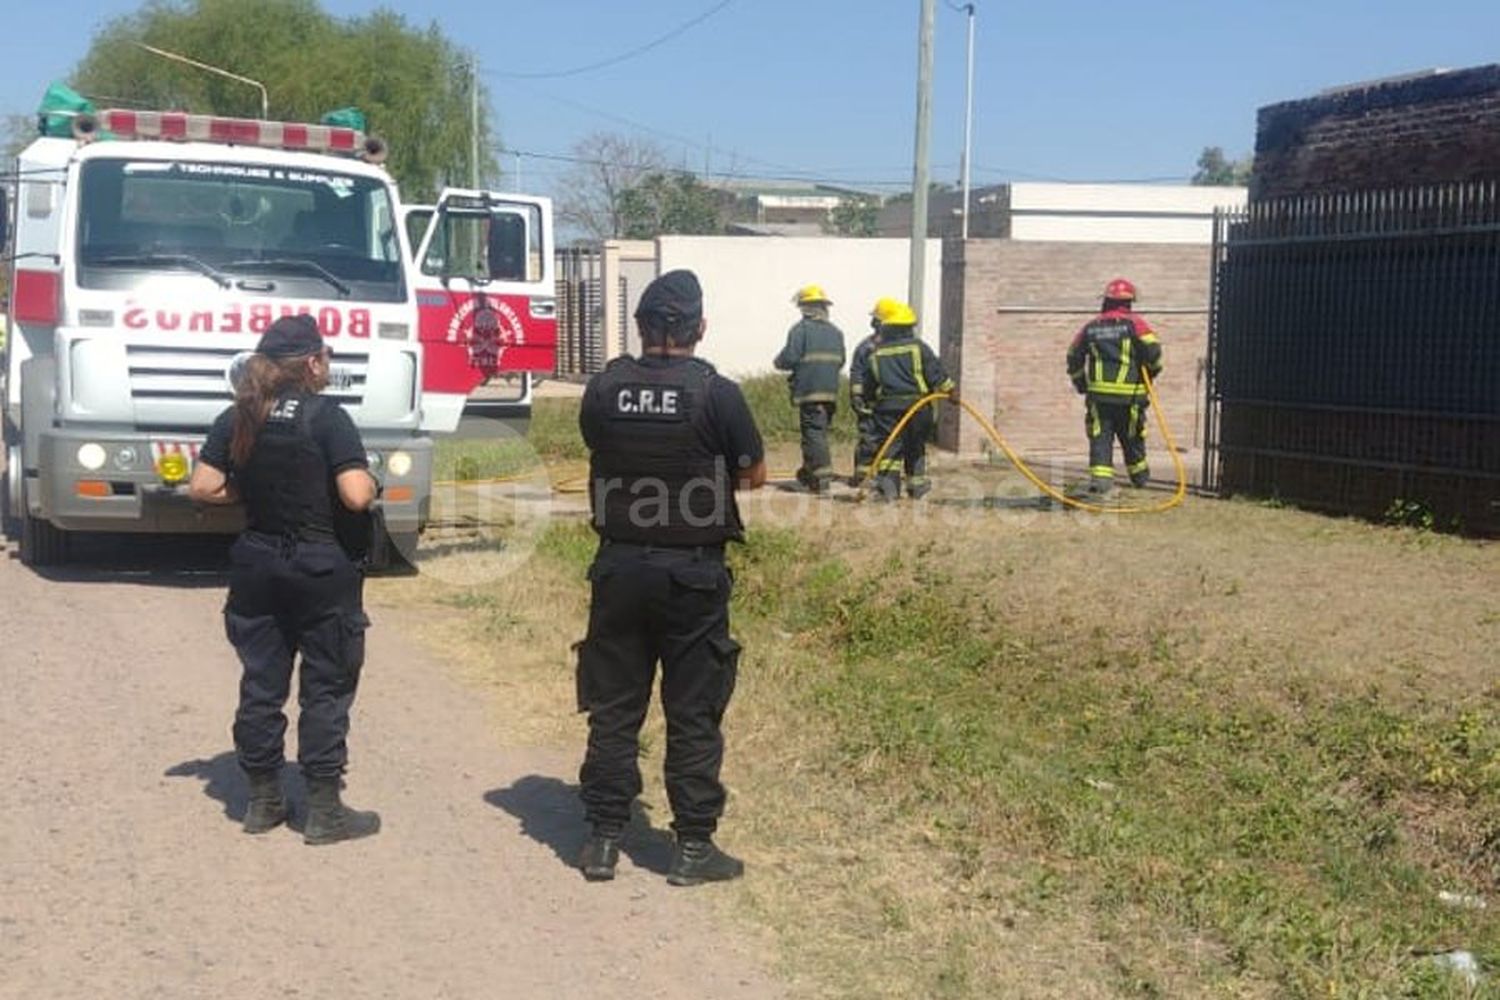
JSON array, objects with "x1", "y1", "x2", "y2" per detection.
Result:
[
  {"x1": 826, "y1": 195, "x2": 881, "y2": 237},
  {"x1": 1193, "y1": 146, "x2": 1253, "y2": 187},
  {"x1": 66, "y1": 0, "x2": 490, "y2": 200},
  {"x1": 557, "y1": 132, "x2": 668, "y2": 240},
  {"x1": 617, "y1": 172, "x2": 723, "y2": 239}
]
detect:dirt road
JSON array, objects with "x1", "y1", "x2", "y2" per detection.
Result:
[{"x1": 0, "y1": 538, "x2": 782, "y2": 1000}]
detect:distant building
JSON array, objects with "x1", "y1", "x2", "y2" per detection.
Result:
[
  {"x1": 705, "y1": 178, "x2": 875, "y2": 233},
  {"x1": 879, "y1": 182, "x2": 1244, "y2": 244}
]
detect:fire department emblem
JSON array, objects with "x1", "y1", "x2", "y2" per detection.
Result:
[{"x1": 445, "y1": 297, "x2": 525, "y2": 373}]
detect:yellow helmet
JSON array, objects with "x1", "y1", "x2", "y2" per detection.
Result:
[
  {"x1": 792, "y1": 284, "x2": 832, "y2": 306},
  {"x1": 879, "y1": 301, "x2": 918, "y2": 326},
  {"x1": 869, "y1": 296, "x2": 903, "y2": 323}
]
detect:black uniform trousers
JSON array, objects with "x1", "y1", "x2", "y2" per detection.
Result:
[
  {"x1": 1085, "y1": 398, "x2": 1151, "y2": 486},
  {"x1": 576, "y1": 541, "x2": 741, "y2": 839},
  {"x1": 852, "y1": 409, "x2": 879, "y2": 483},
  {"x1": 224, "y1": 532, "x2": 369, "y2": 779},
  {"x1": 872, "y1": 400, "x2": 934, "y2": 499},
  {"x1": 797, "y1": 402, "x2": 836, "y2": 488}
]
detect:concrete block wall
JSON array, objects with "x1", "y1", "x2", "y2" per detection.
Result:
[
  {"x1": 1255, "y1": 65, "x2": 1500, "y2": 200},
  {"x1": 939, "y1": 241, "x2": 1212, "y2": 470}
]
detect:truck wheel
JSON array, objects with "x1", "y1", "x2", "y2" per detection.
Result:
[{"x1": 19, "y1": 505, "x2": 69, "y2": 567}]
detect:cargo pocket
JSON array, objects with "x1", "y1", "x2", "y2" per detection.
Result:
[
  {"x1": 572, "y1": 638, "x2": 596, "y2": 714},
  {"x1": 340, "y1": 611, "x2": 371, "y2": 680},
  {"x1": 707, "y1": 634, "x2": 741, "y2": 718}
]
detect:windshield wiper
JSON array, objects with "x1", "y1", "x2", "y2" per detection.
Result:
[
  {"x1": 87, "y1": 253, "x2": 232, "y2": 288},
  {"x1": 224, "y1": 258, "x2": 351, "y2": 298}
]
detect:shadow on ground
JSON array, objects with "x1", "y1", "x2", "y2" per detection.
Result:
[
  {"x1": 485, "y1": 774, "x2": 674, "y2": 876},
  {"x1": 165, "y1": 751, "x2": 308, "y2": 832}
]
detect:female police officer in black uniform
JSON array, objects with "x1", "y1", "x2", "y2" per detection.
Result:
[
  {"x1": 575, "y1": 270, "x2": 767, "y2": 885},
  {"x1": 189, "y1": 315, "x2": 380, "y2": 845}
]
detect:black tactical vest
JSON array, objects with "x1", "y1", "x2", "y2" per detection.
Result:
[
  {"x1": 238, "y1": 392, "x2": 338, "y2": 541},
  {"x1": 587, "y1": 356, "x2": 743, "y2": 545}
]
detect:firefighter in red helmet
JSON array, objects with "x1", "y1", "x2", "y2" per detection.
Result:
[{"x1": 1065, "y1": 278, "x2": 1163, "y2": 495}]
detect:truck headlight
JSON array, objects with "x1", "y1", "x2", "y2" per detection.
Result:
[
  {"x1": 77, "y1": 443, "x2": 107, "y2": 470},
  {"x1": 387, "y1": 451, "x2": 413, "y2": 477}
]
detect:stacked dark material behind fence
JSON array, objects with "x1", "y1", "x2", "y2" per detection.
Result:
[
  {"x1": 1206, "y1": 183, "x2": 1500, "y2": 534},
  {"x1": 554, "y1": 248, "x2": 606, "y2": 377}
]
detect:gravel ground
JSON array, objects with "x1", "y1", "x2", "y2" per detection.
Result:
[{"x1": 0, "y1": 536, "x2": 782, "y2": 1000}]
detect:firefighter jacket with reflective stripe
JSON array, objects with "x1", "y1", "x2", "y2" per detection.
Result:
[
  {"x1": 848, "y1": 333, "x2": 878, "y2": 414},
  {"x1": 862, "y1": 329, "x2": 954, "y2": 410},
  {"x1": 584, "y1": 356, "x2": 744, "y2": 546},
  {"x1": 1066, "y1": 308, "x2": 1163, "y2": 403},
  {"x1": 773, "y1": 317, "x2": 846, "y2": 404},
  {"x1": 239, "y1": 393, "x2": 338, "y2": 541}
]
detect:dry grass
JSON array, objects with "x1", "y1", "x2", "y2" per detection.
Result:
[{"x1": 374, "y1": 412, "x2": 1500, "y2": 999}]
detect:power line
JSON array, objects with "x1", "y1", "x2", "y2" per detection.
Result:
[{"x1": 487, "y1": 0, "x2": 737, "y2": 80}]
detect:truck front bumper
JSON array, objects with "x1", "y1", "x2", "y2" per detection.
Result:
[{"x1": 36, "y1": 428, "x2": 432, "y2": 536}]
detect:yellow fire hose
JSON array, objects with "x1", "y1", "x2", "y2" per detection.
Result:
[{"x1": 864, "y1": 369, "x2": 1187, "y2": 515}]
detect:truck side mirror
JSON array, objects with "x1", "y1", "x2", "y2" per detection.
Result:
[{"x1": 0, "y1": 186, "x2": 9, "y2": 248}]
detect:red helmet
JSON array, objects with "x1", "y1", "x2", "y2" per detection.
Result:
[{"x1": 1103, "y1": 278, "x2": 1137, "y2": 301}]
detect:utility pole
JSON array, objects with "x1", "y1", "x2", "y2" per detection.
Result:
[
  {"x1": 959, "y1": 3, "x2": 976, "y2": 240},
  {"x1": 909, "y1": 0, "x2": 936, "y2": 316},
  {"x1": 469, "y1": 59, "x2": 480, "y2": 190}
]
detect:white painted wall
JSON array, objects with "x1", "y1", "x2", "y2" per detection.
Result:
[
  {"x1": 654, "y1": 236, "x2": 942, "y2": 378},
  {"x1": 1008, "y1": 182, "x2": 1246, "y2": 244}
]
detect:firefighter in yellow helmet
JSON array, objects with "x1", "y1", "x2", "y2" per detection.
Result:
[
  {"x1": 848, "y1": 297, "x2": 898, "y2": 487},
  {"x1": 773, "y1": 284, "x2": 846, "y2": 493},
  {"x1": 860, "y1": 301, "x2": 954, "y2": 500}
]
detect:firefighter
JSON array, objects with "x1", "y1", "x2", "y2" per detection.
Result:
[
  {"x1": 861, "y1": 301, "x2": 955, "y2": 500},
  {"x1": 773, "y1": 284, "x2": 845, "y2": 493},
  {"x1": 847, "y1": 298, "x2": 895, "y2": 487},
  {"x1": 189, "y1": 315, "x2": 381, "y2": 845},
  {"x1": 1065, "y1": 277, "x2": 1164, "y2": 494},
  {"x1": 575, "y1": 269, "x2": 767, "y2": 885}
]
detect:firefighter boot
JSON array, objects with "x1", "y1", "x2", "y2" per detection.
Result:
[
  {"x1": 242, "y1": 769, "x2": 288, "y2": 834},
  {"x1": 667, "y1": 837, "x2": 744, "y2": 887},
  {"x1": 303, "y1": 777, "x2": 381, "y2": 846},
  {"x1": 578, "y1": 826, "x2": 622, "y2": 882}
]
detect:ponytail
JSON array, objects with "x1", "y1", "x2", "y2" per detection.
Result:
[{"x1": 229, "y1": 353, "x2": 320, "y2": 467}]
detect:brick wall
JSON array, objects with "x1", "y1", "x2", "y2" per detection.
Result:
[
  {"x1": 1255, "y1": 65, "x2": 1500, "y2": 200},
  {"x1": 939, "y1": 241, "x2": 1212, "y2": 478}
]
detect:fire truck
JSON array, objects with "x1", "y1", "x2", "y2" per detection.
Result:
[{"x1": 1, "y1": 104, "x2": 556, "y2": 566}]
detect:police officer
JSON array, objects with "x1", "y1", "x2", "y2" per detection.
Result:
[
  {"x1": 189, "y1": 314, "x2": 381, "y2": 846},
  {"x1": 773, "y1": 284, "x2": 845, "y2": 493},
  {"x1": 575, "y1": 269, "x2": 766, "y2": 885},
  {"x1": 1065, "y1": 278, "x2": 1164, "y2": 495},
  {"x1": 848, "y1": 298, "x2": 894, "y2": 488},
  {"x1": 861, "y1": 301, "x2": 955, "y2": 501}
]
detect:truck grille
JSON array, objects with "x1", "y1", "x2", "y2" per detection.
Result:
[{"x1": 125, "y1": 344, "x2": 368, "y2": 406}]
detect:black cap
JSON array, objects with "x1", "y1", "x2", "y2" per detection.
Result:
[
  {"x1": 256, "y1": 314, "x2": 325, "y2": 358},
  {"x1": 634, "y1": 269, "x2": 703, "y2": 328}
]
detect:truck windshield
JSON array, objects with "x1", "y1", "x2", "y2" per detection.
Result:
[{"x1": 75, "y1": 158, "x2": 405, "y2": 302}]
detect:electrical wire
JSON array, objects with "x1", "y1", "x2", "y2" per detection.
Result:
[{"x1": 488, "y1": 0, "x2": 738, "y2": 80}]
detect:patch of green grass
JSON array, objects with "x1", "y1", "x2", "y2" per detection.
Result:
[
  {"x1": 707, "y1": 528, "x2": 1500, "y2": 995},
  {"x1": 736, "y1": 373, "x2": 859, "y2": 445}
]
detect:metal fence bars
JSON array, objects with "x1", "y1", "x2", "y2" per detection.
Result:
[
  {"x1": 1204, "y1": 183, "x2": 1500, "y2": 534},
  {"x1": 554, "y1": 247, "x2": 606, "y2": 377}
]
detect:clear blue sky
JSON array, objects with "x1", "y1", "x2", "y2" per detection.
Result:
[{"x1": 5, "y1": 0, "x2": 1500, "y2": 201}]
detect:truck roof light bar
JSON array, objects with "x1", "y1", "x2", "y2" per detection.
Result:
[{"x1": 85, "y1": 109, "x2": 386, "y2": 162}]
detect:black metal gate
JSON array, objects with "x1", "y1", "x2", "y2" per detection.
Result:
[
  {"x1": 1204, "y1": 184, "x2": 1500, "y2": 533},
  {"x1": 554, "y1": 247, "x2": 606, "y2": 377}
]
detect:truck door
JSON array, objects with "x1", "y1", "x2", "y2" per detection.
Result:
[{"x1": 409, "y1": 190, "x2": 556, "y2": 434}]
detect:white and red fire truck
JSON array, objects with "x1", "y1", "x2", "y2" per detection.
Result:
[{"x1": 1, "y1": 106, "x2": 556, "y2": 566}]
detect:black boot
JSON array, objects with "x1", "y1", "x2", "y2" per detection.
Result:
[
  {"x1": 578, "y1": 827, "x2": 622, "y2": 882},
  {"x1": 242, "y1": 769, "x2": 287, "y2": 834},
  {"x1": 667, "y1": 837, "x2": 744, "y2": 887},
  {"x1": 303, "y1": 776, "x2": 380, "y2": 846}
]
